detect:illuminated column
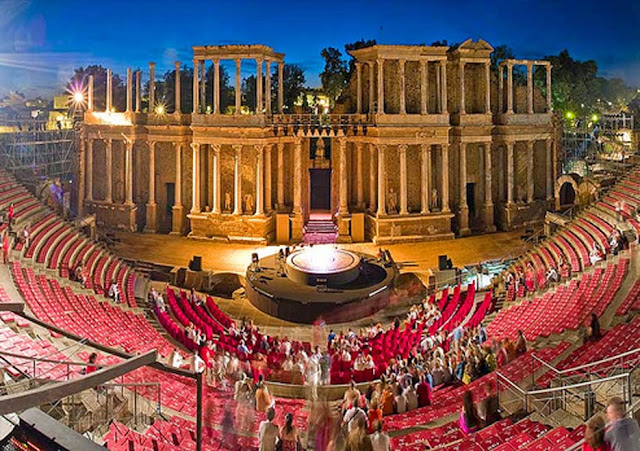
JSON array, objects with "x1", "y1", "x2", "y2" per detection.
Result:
[
  {"x1": 86, "y1": 139, "x2": 93, "y2": 201},
  {"x1": 441, "y1": 144, "x2": 450, "y2": 212},
  {"x1": 459, "y1": 143, "x2": 468, "y2": 210},
  {"x1": 105, "y1": 139, "x2": 113, "y2": 203},
  {"x1": 369, "y1": 144, "x2": 376, "y2": 210},
  {"x1": 199, "y1": 61, "x2": 206, "y2": 111},
  {"x1": 135, "y1": 70, "x2": 141, "y2": 113},
  {"x1": 546, "y1": 65, "x2": 552, "y2": 112},
  {"x1": 293, "y1": 137, "x2": 302, "y2": 215},
  {"x1": 213, "y1": 59, "x2": 220, "y2": 114},
  {"x1": 276, "y1": 142, "x2": 285, "y2": 209},
  {"x1": 338, "y1": 138, "x2": 348, "y2": 215},
  {"x1": 459, "y1": 61, "x2": 466, "y2": 114},
  {"x1": 506, "y1": 141, "x2": 514, "y2": 205},
  {"x1": 399, "y1": 144, "x2": 408, "y2": 214},
  {"x1": 124, "y1": 139, "x2": 133, "y2": 205},
  {"x1": 265, "y1": 144, "x2": 272, "y2": 211},
  {"x1": 235, "y1": 59, "x2": 241, "y2": 115},
  {"x1": 87, "y1": 75, "x2": 94, "y2": 111},
  {"x1": 255, "y1": 145, "x2": 264, "y2": 215},
  {"x1": 211, "y1": 144, "x2": 221, "y2": 214},
  {"x1": 485, "y1": 62, "x2": 491, "y2": 113},
  {"x1": 527, "y1": 140, "x2": 534, "y2": 203},
  {"x1": 233, "y1": 144, "x2": 242, "y2": 214},
  {"x1": 192, "y1": 59, "x2": 199, "y2": 114},
  {"x1": 376, "y1": 144, "x2": 386, "y2": 216},
  {"x1": 368, "y1": 62, "x2": 375, "y2": 113},
  {"x1": 126, "y1": 68, "x2": 132, "y2": 113},
  {"x1": 148, "y1": 62, "x2": 155, "y2": 112},
  {"x1": 191, "y1": 143, "x2": 201, "y2": 213},
  {"x1": 78, "y1": 138, "x2": 85, "y2": 215},
  {"x1": 145, "y1": 141, "x2": 157, "y2": 232},
  {"x1": 356, "y1": 142, "x2": 364, "y2": 208},
  {"x1": 265, "y1": 61, "x2": 272, "y2": 114},
  {"x1": 256, "y1": 59, "x2": 263, "y2": 114},
  {"x1": 277, "y1": 62, "x2": 284, "y2": 113},
  {"x1": 527, "y1": 63, "x2": 534, "y2": 114},
  {"x1": 398, "y1": 59, "x2": 406, "y2": 114},
  {"x1": 436, "y1": 63, "x2": 442, "y2": 112},
  {"x1": 355, "y1": 62, "x2": 362, "y2": 114},
  {"x1": 506, "y1": 62, "x2": 514, "y2": 113},
  {"x1": 174, "y1": 61, "x2": 181, "y2": 113},
  {"x1": 420, "y1": 61, "x2": 428, "y2": 115},
  {"x1": 484, "y1": 142, "x2": 495, "y2": 230},
  {"x1": 546, "y1": 139, "x2": 553, "y2": 200},
  {"x1": 106, "y1": 68, "x2": 112, "y2": 112},
  {"x1": 440, "y1": 60, "x2": 448, "y2": 114},
  {"x1": 420, "y1": 144, "x2": 430, "y2": 214},
  {"x1": 377, "y1": 59, "x2": 385, "y2": 114},
  {"x1": 171, "y1": 143, "x2": 184, "y2": 234},
  {"x1": 498, "y1": 64, "x2": 504, "y2": 113}
]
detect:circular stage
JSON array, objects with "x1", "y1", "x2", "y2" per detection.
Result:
[{"x1": 245, "y1": 247, "x2": 397, "y2": 324}]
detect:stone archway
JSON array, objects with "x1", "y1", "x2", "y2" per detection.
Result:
[{"x1": 554, "y1": 174, "x2": 580, "y2": 210}]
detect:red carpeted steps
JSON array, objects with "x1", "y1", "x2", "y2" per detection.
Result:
[{"x1": 303, "y1": 216, "x2": 338, "y2": 244}]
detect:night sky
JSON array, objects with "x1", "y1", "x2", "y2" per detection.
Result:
[{"x1": 1, "y1": 0, "x2": 638, "y2": 97}]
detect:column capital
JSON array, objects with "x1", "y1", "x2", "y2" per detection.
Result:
[
  {"x1": 376, "y1": 144, "x2": 387, "y2": 152},
  {"x1": 235, "y1": 58, "x2": 241, "y2": 67},
  {"x1": 265, "y1": 142, "x2": 274, "y2": 151},
  {"x1": 174, "y1": 61, "x2": 180, "y2": 69},
  {"x1": 211, "y1": 143, "x2": 222, "y2": 153},
  {"x1": 148, "y1": 140, "x2": 156, "y2": 148},
  {"x1": 354, "y1": 141, "x2": 363, "y2": 150},
  {"x1": 398, "y1": 143, "x2": 408, "y2": 153},
  {"x1": 232, "y1": 144, "x2": 243, "y2": 154},
  {"x1": 420, "y1": 142, "x2": 430, "y2": 152},
  {"x1": 337, "y1": 136, "x2": 348, "y2": 147},
  {"x1": 254, "y1": 143, "x2": 265, "y2": 152},
  {"x1": 149, "y1": 61, "x2": 156, "y2": 69},
  {"x1": 527, "y1": 139, "x2": 534, "y2": 148},
  {"x1": 293, "y1": 136, "x2": 303, "y2": 146},
  {"x1": 190, "y1": 142, "x2": 200, "y2": 150},
  {"x1": 256, "y1": 57, "x2": 264, "y2": 64}
]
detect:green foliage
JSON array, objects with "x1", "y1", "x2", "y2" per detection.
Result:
[
  {"x1": 271, "y1": 63, "x2": 306, "y2": 112},
  {"x1": 320, "y1": 47, "x2": 348, "y2": 106}
]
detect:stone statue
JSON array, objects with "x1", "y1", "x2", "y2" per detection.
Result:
[
  {"x1": 224, "y1": 192, "x2": 232, "y2": 212},
  {"x1": 244, "y1": 194, "x2": 254, "y2": 214},
  {"x1": 387, "y1": 188, "x2": 398, "y2": 214},
  {"x1": 316, "y1": 138, "x2": 325, "y2": 160},
  {"x1": 431, "y1": 188, "x2": 438, "y2": 211}
]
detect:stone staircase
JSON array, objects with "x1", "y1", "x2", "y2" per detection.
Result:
[{"x1": 302, "y1": 218, "x2": 338, "y2": 244}]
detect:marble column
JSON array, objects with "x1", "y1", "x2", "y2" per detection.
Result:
[
  {"x1": 171, "y1": 143, "x2": 184, "y2": 234},
  {"x1": 484, "y1": 142, "x2": 495, "y2": 230},
  {"x1": 420, "y1": 144, "x2": 430, "y2": 214},
  {"x1": 506, "y1": 141, "x2": 514, "y2": 205},
  {"x1": 135, "y1": 70, "x2": 141, "y2": 113},
  {"x1": 265, "y1": 61, "x2": 272, "y2": 114},
  {"x1": 459, "y1": 143, "x2": 469, "y2": 233},
  {"x1": 398, "y1": 59, "x2": 406, "y2": 114},
  {"x1": 277, "y1": 142, "x2": 285, "y2": 210},
  {"x1": 459, "y1": 61, "x2": 466, "y2": 114},
  {"x1": 256, "y1": 59, "x2": 263, "y2": 114},
  {"x1": 498, "y1": 65, "x2": 504, "y2": 113},
  {"x1": 420, "y1": 61, "x2": 428, "y2": 115},
  {"x1": 355, "y1": 142, "x2": 364, "y2": 208},
  {"x1": 368, "y1": 63, "x2": 375, "y2": 113},
  {"x1": 213, "y1": 59, "x2": 220, "y2": 114},
  {"x1": 106, "y1": 68, "x2": 112, "y2": 112},
  {"x1": 105, "y1": 139, "x2": 113, "y2": 203},
  {"x1": 485, "y1": 62, "x2": 491, "y2": 114},
  {"x1": 377, "y1": 144, "x2": 386, "y2": 216},
  {"x1": 355, "y1": 63, "x2": 362, "y2": 114},
  {"x1": 527, "y1": 140, "x2": 534, "y2": 203},
  {"x1": 441, "y1": 144, "x2": 450, "y2": 212},
  {"x1": 338, "y1": 138, "x2": 348, "y2": 215},
  {"x1": 145, "y1": 141, "x2": 157, "y2": 232},
  {"x1": 87, "y1": 75, "x2": 94, "y2": 111},
  {"x1": 86, "y1": 139, "x2": 93, "y2": 201},
  {"x1": 199, "y1": 61, "x2": 206, "y2": 111},
  {"x1": 399, "y1": 144, "x2": 408, "y2": 214},
  {"x1": 369, "y1": 144, "x2": 376, "y2": 210},
  {"x1": 234, "y1": 59, "x2": 241, "y2": 115},
  {"x1": 506, "y1": 63, "x2": 514, "y2": 114},
  {"x1": 191, "y1": 143, "x2": 201, "y2": 213},
  {"x1": 233, "y1": 144, "x2": 242, "y2": 214},
  {"x1": 174, "y1": 61, "x2": 181, "y2": 113},
  {"x1": 278, "y1": 62, "x2": 284, "y2": 113},
  {"x1": 293, "y1": 138, "x2": 302, "y2": 215},
  {"x1": 255, "y1": 145, "x2": 264, "y2": 215},
  {"x1": 126, "y1": 68, "x2": 132, "y2": 113},
  {"x1": 148, "y1": 63, "x2": 155, "y2": 112},
  {"x1": 440, "y1": 60, "x2": 448, "y2": 114},
  {"x1": 212, "y1": 144, "x2": 221, "y2": 214},
  {"x1": 527, "y1": 63, "x2": 534, "y2": 114},
  {"x1": 546, "y1": 65, "x2": 552, "y2": 112},
  {"x1": 124, "y1": 139, "x2": 133, "y2": 205},
  {"x1": 265, "y1": 144, "x2": 272, "y2": 211},
  {"x1": 192, "y1": 59, "x2": 199, "y2": 114},
  {"x1": 546, "y1": 139, "x2": 553, "y2": 200},
  {"x1": 377, "y1": 59, "x2": 385, "y2": 114}
]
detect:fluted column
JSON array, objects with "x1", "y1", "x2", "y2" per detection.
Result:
[
  {"x1": 124, "y1": 139, "x2": 133, "y2": 205},
  {"x1": 276, "y1": 142, "x2": 285, "y2": 209},
  {"x1": 498, "y1": 64, "x2": 504, "y2": 113},
  {"x1": 420, "y1": 144, "x2": 430, "y2": 214},
  {"x1": 377, "y1": 59, "x2": 385, "y2": 114},
  {"x1": 171, "y1": 143, "x2": 184, "y2": 235},
  {"x1": 459, "y1": 61, "x2": 466, "y2": 114},
  {"x1": 356, "y1": 142, "x2": 364, "y2": 208},
  {"x1": 368, "y1": 63, "x2": 375, "y2": 113},
  {"x1": 213, "y1": 59, "x2": 220, "y2": 114},
  {"x1": 78, "y1": 138, "x2": 85, "y2": 215},
  {"x1": 440, "y1": 60, "x2": 448, "y2": 114},
  {"x1": 506, "y1": 63, "x2": 514, "y2": 113},
  {"x1": 126, "y1": 68, "x2": 132, "y2": 113},
  {"x1": 265, "y1": 61, "x2": 272, "y2": 114},
  {"x1": 441, "y1": 144, "x2": 450, "y2": 212},
  {"x1": 87, "y1": 75, "x2": 94, "y2": 111},
  {"x1": 527, "y1": 140, "x2": 534, "y2": 203},
  {"x1": 234, "y1": 59, "x2": 241, "y2": 115},
  {"x1": 211, "y1": 144, "x2": 221, "y2": 214},
  {"x1": 106, "y1": 68, "x2": 112, "y2": 112},
  {"x1": 485, "y1": 62, "x2": 491, "y2": 114},
  {"x1": 459, "y1": 143, "x2": 469, "y2": 234},
  {"x1": 338, "y1": 138, "x2": 348, "y2": 215},
  {"x1": 355, "y1": 63, "x2": 362, "y2": 114},
  {"x1": 174, "y1": 61, "x2": 181, "y2": 113},
  {"x1": 148, "y1": 63, "x2": 155, "y2": 112},
  {"x1": 105, "y1": 139, "x2": 113, "y2": 203},
  {"x1": 420, "y1": 60, "x2": 428, "y2": 115},
  {"x1": 546, "y1": 65, "x2": 552, "y2": 112},
  {"x1": 86, "y1": 139, "x2": 93, "y2": 201},
  {"x1": 484, "y1": 142, "x2": 495, "y2": 230},
  {"x1": 369, "y1": 144, "x2": 376, "y2": 210},
  {"x1": 265, "y1": 144, "x2": 272, "y2": 211},
  {"x1": 376, "y1": 144, "x2": 386, "y2": 216},
  {"x1": 145, "y1": 141, "x2": 157, "y2": 232},
  {"x1": 293, "y1": 137, "x2": 302, "y2": 215},
  {"x1": 546, "y1": 139, "x2": 553, "y2": 200},
  {"x1": 398, "y1": 59, "x2": 406, "y2": 114},
  {"x1": 256, "y1": 59, "x2": 263, "y2": 114},
  {"x1": 233, "y1": 144, "x2": 242, "y2": 214},
  {"x1": 399, "y1": 144, "x2": 408, "y2": 214},
  {"x1": 191, "y1": 143, "x2": 201, "y2": 213},
  {"x1": 192, "y1": 59, "x2": 199, "y2": 114},
  {"x1": 199, "y1": 61, "x2": 206, "y2": 111},
  {"x1": 277, "y1": 62, "x2": 284, "y2": 113},
  {"x1": 135, "y1": 70, "x2": 141, "y2": 113},
  {"x1": 255, "y1": 145, "x2": 264, "y2": 215},
  {"x1": 527, "y1": 63, "x2": 534, "y2": 114},
  {"x1": 506, "y1": 141, "x2": 514, "y2": 205}
]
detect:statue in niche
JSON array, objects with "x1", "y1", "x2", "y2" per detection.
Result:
[
  {"x1": 224, "y1": 192, "x2": 232, "y2": 212},
  {"x1": 387, "y1": 188, "x2": 398, "y2": 214},
  {"x1": 244, "y1": 194, "x2": 254, "y2": 214},
  {"x1": 431, "y1": 188, "x2": 439, "y2": 211},
  {"x1": 315, "y1": 138, "x2": 325, "y2": 160}
]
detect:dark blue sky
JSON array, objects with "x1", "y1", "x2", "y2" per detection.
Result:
[{"x1": 1, "y1": 0, "x2": 638, "y2": 97}]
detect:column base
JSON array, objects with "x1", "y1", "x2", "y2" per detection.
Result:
[
  {"x1": 458, "y1": 205, "x2": 469, "y2": 236},
  {"x1": 144, "y1": 202, "x2": 157, "y2": 233},
  {"x1": 484, "y1": 203, "x2": 496, "y2": 232},
  {"x1": 337, "y1": 215, "x2": 352, "y2": 243},
  {"x1": 171, "y1": 205, "x2": 184, "y2": 235},
  {"x1": 291, "y1": 214, "x2": 304, "y2": 241}
]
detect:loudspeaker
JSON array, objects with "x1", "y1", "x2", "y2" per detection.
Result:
[
  {"x1": 438, "y1": 255, "x2": 448, "y2": 271},
  {"x1": 189, "y1": 255, "x2": 202, "y2": 272}
]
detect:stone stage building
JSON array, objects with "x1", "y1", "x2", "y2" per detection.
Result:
[{"x1": 79, "y1": 40, "x2": 556, "y2": 244}]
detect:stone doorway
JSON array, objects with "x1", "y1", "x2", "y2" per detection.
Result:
[{"x1": 309, "y1": 168, "x2": 331, "y2": 211}]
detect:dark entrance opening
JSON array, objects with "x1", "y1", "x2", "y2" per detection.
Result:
[
  {"x1": 466, "y1": 183, "x2": 476, "y2": 217},
  {"x1": 309, "y1": 168, "x2": 331, "y2": 211},
  {"x1": 163, "y1": 183, "x2": 175, "y2": 232},
  {"x1": 559, "y1": 182, "x2": 576, "y2": 207}
]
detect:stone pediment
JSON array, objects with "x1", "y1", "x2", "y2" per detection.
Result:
[{"x1": 452, "y1": 39, "x2": 493, "y2": 61}]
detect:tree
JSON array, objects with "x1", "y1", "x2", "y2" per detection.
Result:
[
  {"x1": 271, "y1": 63, "x2": 306, "y2": 112},
  {"x1": 68, "y1": 65, "x2": 125, "y2": 111},
  {"x1": 320, "y1": 47, "x2": 348, "y2": 107},
  {"x1": 344, "y1": 39, "x2": 376, "y2": 74},
  {"x1": 242, "y1": 75, "x2": 257, "y2": 111}
]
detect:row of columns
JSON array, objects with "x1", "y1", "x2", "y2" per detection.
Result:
[
  {"x1": 504, "y1": 140, "x2": 554, "y2": 205},
  {"x1": 498, "y1": 62, "x2": 552, "y2": 114},
  {"x1": 87, "y1": 67, "x2": 143, "y2": 114}
]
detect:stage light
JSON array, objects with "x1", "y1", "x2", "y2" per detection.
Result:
[
  {"x1": 154, "y1": 104, "x2": 166, "y2": 115},
  {"x1": 591, "y1": 114, "x2": 599, "y2": 122},
  {"x1": 565, "y1": 111, "x2": 574, "y2": 119},
  {"x1": 73, "y1": 91, "x2": 84, "y2": 104}
]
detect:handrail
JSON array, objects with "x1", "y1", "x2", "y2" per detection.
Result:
[
  {"x1": 526, "y1": 372, "x2": 630, "y2": 396},
  {"x1": 496, "y1": 371, "x2": 527, "y2": 394},
  {"x1": 532, "y1": 347, "x2": 640, "y2": 376},
  {"x1": 0, "y1": 349, "x2": 99, "y2": 367}
]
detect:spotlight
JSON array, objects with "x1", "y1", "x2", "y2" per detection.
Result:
[
  {"x1": 155, "y1": 104, "x2": 166, "y2": 115},
  {"x1": 73, "y1": 92, "x2": 84, "y2": 104}
]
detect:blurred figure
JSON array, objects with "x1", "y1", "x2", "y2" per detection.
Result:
[
  {"x1": 279, "y1": 413, "x2": 301, "y2": 451},
  {"x1": 459, "y1": 391, "x2": 481, "y2": 434},
  {"x1": 258, "y1": 407, "x2": 279, "y2": 451},
  {"x1": 370, "y1": 421, "x2": 390, "y2": 451},
  {"x1": 479, "y1": 380, "x2": 501, "y2": 426},
  {"x1": 583, "y1": 415, "x2": 610, "y2": 451},
  {"x1": 345, "y1": 414, "x2": 373, "y2": 451},
  {"x1": 605, "y1": 397, "x2": 640, "y2": 451}
]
